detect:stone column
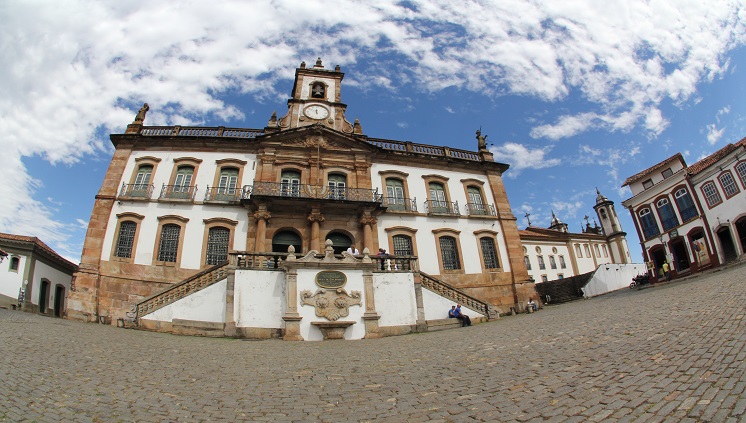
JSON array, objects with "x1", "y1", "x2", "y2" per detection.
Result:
[
  {"x1": 308, "y1": 210, "x2": 324, "y2": 252},
  {"x1": 253, "y1": 208, "x2": 271, "y2": 253},
  {"x1": 412, "y1": 272, "x2": 427, "y2": 332},
  {"x1": 223, "y1": 266, "x2": 238, "y2": 337},
  {"x1": 282, "y1": 260, "x2": 303, "y2": 341},
  {"x1": 359, "y1": 214, "x2": 378, "y2": 252},
  {"x1": 361, "y1": 251, "x2": 381, "y2": 338}
]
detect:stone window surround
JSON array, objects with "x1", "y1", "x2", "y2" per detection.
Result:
[
  {"x1": 460, "y1": 178, "x2": 490, "y2": 215},
  {"x1": 200, "y1": 217, "x2": 238, "y2": 268},
  {"x1": 167, "y1": 157, "x2": 203, "y2": 187},
  {"x1": 432, "y1": 228, "x2": 464, "y2": 274},
  {"x1": 212, "y1": 159, "x2": 247, "y2": 191},
  {"x1": 9, "y1": 255, "x2": 20, "y2": 272},
  {"x1": 384, "y1": 226, "x2": 419, "y2": 257},
  {"x1": 110, "y1": 212, "x2": 145, "y2": 263},
  {"x1": 473, "y1": 229, "x2": 501, "y2": 271},
  {"x1": 152, "y1": 215, "x2": 190, "y2": 267},
  {"x1": 127, "y1": 156, "x2": 162, "y2": 186},
  {"x1": 379, "y1": 170, "x2": 412, "y2": 205},
  {"x1": 422, "y1": 174, "x2": 452, "y2": 204}
]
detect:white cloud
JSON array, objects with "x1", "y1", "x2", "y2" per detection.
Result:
[
  {"x1": 489, "y1": 143, "x2": 561, "y2": 177},
  {"x1": 0, "y1": 0, "x2": 744, "y2": 255},
  {"x1": 445, "y1": 106, "x2": 455, "y2": 114},
  {"x1": 706, "y1": 123, "x2": 726, "y2": 145}
]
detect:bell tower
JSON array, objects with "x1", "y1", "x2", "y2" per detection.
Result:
[
  {"x1": 593, "y1": 188, "x2": 632, "y2": 263},
  {"x1": 268, "y1": 58, "x2": 360, "y2": 134}
]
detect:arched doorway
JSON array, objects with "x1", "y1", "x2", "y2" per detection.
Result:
[
  {"x1": 272, "y1": 230, "x2": 302, "y2": 254},
  {"x1": 38, "y1": 280, "x2": 50, "y2": 315},
  {"x1": 325, "y1": 232, "x2": 352, "y2": 255},
  {"x1": 736, "y1": 217, "x2": 746, "y2": 256},
  {"x1": 716, "y1": 227, "x2": 737, "y2": 263},
  {"x1": 54, "y1": 285, "x2": 65, "y2": 317},
  {"x1": 669, "y1": 238, "x2": 691, "y2": 273}
]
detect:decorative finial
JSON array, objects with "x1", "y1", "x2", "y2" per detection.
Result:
[
  {"x1": 335, "y1": 64, "x2": 340, "y2": 72},
  {"x1": 315, "y1": 57, "x2": 323, "y2": 68},
  {"x1": 353, "y1": 118, "x2": 363, "y2": 135},
  {"x1": 300, "y1": 61, "x2": 306, "y2": 69},
  {"x1": 268, "y1": 111, "x2": 277, "y2": 127}
]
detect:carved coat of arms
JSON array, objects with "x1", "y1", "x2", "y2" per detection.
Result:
[{"x1": 300, "y1": 288, "x2": 362, "y2": 321}]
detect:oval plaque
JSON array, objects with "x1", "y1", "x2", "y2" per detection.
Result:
[{"x1": 315, "y1": 271, "x2": 347, "y2": 288}]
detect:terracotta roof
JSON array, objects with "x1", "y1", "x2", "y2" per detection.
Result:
[
  {"x1": 687, "y1": 137, "x2": 746, "y2": 176},
  {"x1": 622, "y1": 153, "x2": 685, "y2": 187},
  {"x1": 519, "y1": 226, "x2": 604, "y2": 240},
  {"x1": 0, "y1": 232, "x2": 78, "y2": 271}
]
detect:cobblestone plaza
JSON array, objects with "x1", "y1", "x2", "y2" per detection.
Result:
[{"x1": 2, "y1": 265, "x2": 745, "y2": 422}]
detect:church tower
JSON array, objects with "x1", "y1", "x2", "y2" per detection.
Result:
[
  {"x1": 267, "y1": 58, "x2": 361, "y2": 135},
  {"x1": 593, "y1": 189, "x2": 631, "y2": 263}
]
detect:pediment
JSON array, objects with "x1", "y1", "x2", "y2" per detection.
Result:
[{"x1": 260, "y1": 125, "x2": 378, "y2": 154}]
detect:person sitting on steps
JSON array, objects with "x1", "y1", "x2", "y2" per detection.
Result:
[
  {"x1": 454, "y1": 304, "x2": 471, "y2": 327},
  {"x1": 527, "y1": 298, "x2": 538, "y2": 312}
]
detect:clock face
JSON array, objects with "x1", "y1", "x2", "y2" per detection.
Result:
[{"x1": 304, "y1": 105, "x2": 330, "y2": 120}]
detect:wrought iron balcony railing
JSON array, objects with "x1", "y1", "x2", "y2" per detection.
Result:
[
  {"x1": 204, "y1": 187, "x2": 241, "y2": 203},
  {"x1": 119, "y1": 183, "x2": 154, "y2": 199},
  {"x1": 424, "y1": 200, "x2": 460, "y2": 216},
  {"x1": 243, "y1": 182, "x2": 382, "y2": 203},
  {"x1": 159, "y1": 184, "x2": 197, "y2": 201},
  {"x1": 465, "y1": 202, "x2": 496, "y2": 216},
  {"x1": 382, "y1": 197, "x2": 417, "y2": 212}
]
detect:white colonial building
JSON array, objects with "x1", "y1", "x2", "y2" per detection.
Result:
[{"x1": 622, "y1": 137, "x2": 746, "y2": 280}]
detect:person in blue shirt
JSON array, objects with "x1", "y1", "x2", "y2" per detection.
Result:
[
  {"x1": 448, "y1": 306, "x2": 457, "y2": 318},
  {"x1": 454, "y1": 304, "x2": 471, "y2": 327}
]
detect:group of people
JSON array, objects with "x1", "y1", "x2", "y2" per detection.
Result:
[{"x1": 448, "y1": 304, "x2": 472, "y2": 327}]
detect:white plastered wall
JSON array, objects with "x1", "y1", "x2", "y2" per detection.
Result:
[{"x1": 141, "y1": 280, "x2": 227, "y2": 323}]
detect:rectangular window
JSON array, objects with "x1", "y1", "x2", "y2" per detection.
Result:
[
  {"x1": 661, "y1": 168, "x2": 673, "y2": 179},
  {"x1": 549, "y1": 255, "x2": 557, "y2": 269},
  {"x1": 674, "y1": 188, "x2": 698, "y2": 222},
  {"x1": 558, "y1": 274, "x2": 564, "y2": 279},
  {"x1": 480, "y1": 238, "x2": 499, "y2": 269},
  {"x1": 158, "y1": 224, "x2": 181, "y2": 263},
  {"x1": 639, "y1": 207, "x2": 660, "y2": 239},
  {"x1": 524, "y1": 256, "x2": 531, "y2": 270},
  {"x1": 115, "y1": 221, "x2": 137, "y2": 258},
  {"x1": 575, "y1": 244, "x2": 582, "y2": 258},
  {"x1": 642, "y1": 179, "x2": 654, "y2": 189},
  {"x1": 439, "y1": 236, "x2": 460, "y2": 270},
  {"x1": 736, "y1": 162, "x2": 746, "y2": 188},
  {"x1": 541, "y1": 275, "x2": 548, "y2": 282},
  {"x1": 584, "y1": 244, "x2": 591, "y2": 257},
  {"x1": 538, "y1": 255, "x2": 545, "y2": 270},
  {"x1": 206, "y1": 227, "x2": 230, "y2": 265},
  {"x1": 559, "y1": 255, "x2": 566, "y2": 269},
  {"x1": 702, "y1": 182, "x2": 722, "y2": 207}
]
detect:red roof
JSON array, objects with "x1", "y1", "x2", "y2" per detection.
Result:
[
  {"x1": 622, "y1": 153, "x2": 685, "y2": 187},
  {"x1": 0, "y1": 232, "x2": 78, "y2": 271},
  {"x1": 687, "y1": 136, "x2": 746, "y2": 176}
]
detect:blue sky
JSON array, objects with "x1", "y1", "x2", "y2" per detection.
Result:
[{"x1": 1, "y1": 1, "x2": 745, "y2": 264}]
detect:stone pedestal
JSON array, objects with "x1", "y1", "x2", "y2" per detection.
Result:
[
  {"x1": 282, "y1": 315, "x2": 304, "y2": 341},
  {"x1": 311, "y1": 321, "x2": 355, "y2": 340}
]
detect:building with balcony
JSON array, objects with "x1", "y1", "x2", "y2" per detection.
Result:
[
  {"x1": 621, "y1": 137, "x2": 746, "y2": 280},
  {"x1": 67, "y1": 59, "x2": 536, "y2": 338}
]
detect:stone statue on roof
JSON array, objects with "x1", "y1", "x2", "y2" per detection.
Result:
[
  {"x1": 476, "y1": 129, "x2": 488, "y2": 150},
  {"x1": 134, "y1": 103, "x2": 149, "y2": 123}
]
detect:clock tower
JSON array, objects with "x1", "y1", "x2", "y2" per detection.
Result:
[{"x1": 268, "y1": 58, "x2": 361, "y2": 134}]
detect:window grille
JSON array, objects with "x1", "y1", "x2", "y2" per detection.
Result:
[
  {"x1": 439, "y1": 236, "x2": 460, "y2": 270},
  {"x1": 115, "y1": 221, "x2": 136, "y2": 258},
  {"x1": 480, "y1": 237, "x2": 499, "y2": 268},
  {"x1": 158, "y1": 224, "x2": 180, "y2": 263},
  {"x1": 206, "y1": 227, "x2": 230, "y2": 265}
]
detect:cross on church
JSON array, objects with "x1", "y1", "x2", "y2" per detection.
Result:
[{"x1": 524, "y1": 212, "x2": 532, "y2": 227}]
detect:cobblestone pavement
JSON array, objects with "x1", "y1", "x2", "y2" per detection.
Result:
[{"x1": 2, "y1": 265, "x2": 746, "y2": 423}]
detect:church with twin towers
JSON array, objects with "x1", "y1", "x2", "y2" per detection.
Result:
[{"x1": 66, "y1": 58, "x2": 630, "y2": 340}]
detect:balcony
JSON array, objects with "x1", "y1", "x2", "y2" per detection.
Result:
[
  {"x1": 382, "y1": 197, "x2": 417, "y2": 213},
  {"x1": 204, "y1": 187, "x2": 241, "y2": 203},
  {"x1": 465, "y1": 203, "x2": 496, "y2": 216},
  {"x1": 159, "y1": 184, "x2": 197, "y2": 202},
  {"x1": 118, "y1": 183, "x2": 154, "y2": 200},
  {"x1": 244, "y1": 182, "x2": 382, "y2": 204},
  {"x1": 424, "y1": 200, "x2": 460, "y2": 217}
]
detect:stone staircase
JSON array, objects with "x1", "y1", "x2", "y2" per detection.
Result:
[
  {"x1": 419, "y1": 272, "x2": 499, "y2": 320},
  {"x1": 127, "y1": 262, "x2": 229, "y2": 324}
]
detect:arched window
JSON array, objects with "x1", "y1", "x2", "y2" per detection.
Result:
[
  {"x1": 674, "y1": 188, "x2": 698, "y2": 222},
  {"x1": 639, "y1": 207, "x2": 660, "y2": 239},
  {"x1": 272, "y1": 230, "x2": 302, "y2": 254},
  {"x1": 537, "y1": 255, "x2": 545, "y2": 270},
  {"x1": 548, "y1": 255, "x2": 556, "y2": 269},
  {"x1": 719, "y1": 171, "x2": 740, "y2": 198},
  {"x1": 559, "y1": 255, "x2": 566, "y2": 268},
  {"x1": 701, "y1": 181, "x2": 722, "y2": 208},
  {"x1": 9, "y1": 256, "x2": 20, "y2": 272},
  {"x1": 524, "y1": 256, "x2": 532, "y2": 270},
  {"x1": 325, "y1": 232, "x2": 352, "y2": 255},
  {"x1": 594, "y1": 244, "x2": 601, "y2": 257},
  {"x1": 205, "y1": 227, "x2": 230, "y2": 265},
  {"x1": 311, "y1": 82, "x2": 326, "y2": 99},
  {"x1": 602, "y1": 245, "x2": 608, "y2": 258},
  {"x1": 575, "y1": 244, "x2": 582, "y2": 257},
  {"x1": 656, "y1": 198, "x2": 679, "y2": 231},
  {"x1": 281, "y1": 170, "x2": 301, "y2": 197}
]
